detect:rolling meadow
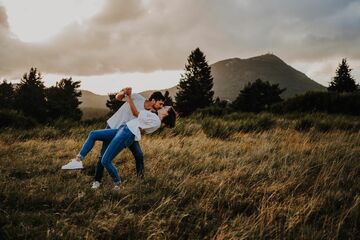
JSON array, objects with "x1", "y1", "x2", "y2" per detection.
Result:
[{"x1": 0, "y1": 113, "x2": 359, "y2": 239}]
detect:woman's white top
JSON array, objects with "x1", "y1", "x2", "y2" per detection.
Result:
[{"x1": 126, "y1": 110, "x2": 161, "y2": 141}]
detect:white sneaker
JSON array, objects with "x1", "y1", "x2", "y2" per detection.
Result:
[
  {"x1": 113, "y1": 182, "x2": 123, "y2": 190},
  {"x1": 91, "y1": 181, "x2": 101, "y2": 189},
  {"x1": 61, "y1": 159, "x2": 83, "y2": 170}
]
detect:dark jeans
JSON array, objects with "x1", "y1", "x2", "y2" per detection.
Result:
[{"x1": 94, "y1": 125, "x2": 145, "y2": 182}]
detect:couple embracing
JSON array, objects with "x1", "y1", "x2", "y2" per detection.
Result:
[{"x1": 61, "y1": 87, "x2": 177, "y2": 189}]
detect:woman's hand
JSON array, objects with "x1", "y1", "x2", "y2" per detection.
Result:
[
  {"x1": 115, "y1": 90, "x2": 125, "y2": 101},
  {"x1": 115, "y1": 87, "x2": 132, "y2": 101},
  {"x1": 124, "y1": 87, "x2": 132, "y2": 96}
]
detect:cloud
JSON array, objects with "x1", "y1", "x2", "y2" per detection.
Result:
[
  {"x1": 0, "y1": 0, "x2": 360, "y2": 80},
  {"x1": 91, "y1": 0, "x2": 145, "y2": 25},
  {"x1": 0, "y1": 5, "x2": 29, "y2": 75},
  {"x1": 0, "y1": 6, "x2": 9, "y2": 29}
]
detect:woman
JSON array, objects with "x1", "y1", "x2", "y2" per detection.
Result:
[{"x1": 66, "y1": 93, "x2": 176, "y2": 188}]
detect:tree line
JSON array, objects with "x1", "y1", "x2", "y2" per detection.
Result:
[
  {"x1": 0, "y1": 68, "x2": 82, "y2": 128},
  {"x1": 1, "y1": 49, "x2": 359, "y2": 129}
]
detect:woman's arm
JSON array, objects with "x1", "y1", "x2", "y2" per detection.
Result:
[{"x1": 127, "y1": 94, "x2": 139, "y2": 117}]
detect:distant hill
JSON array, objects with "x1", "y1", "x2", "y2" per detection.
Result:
[
  {"x1": 140, "y1": 54, "x2": 326, "y2": 101},
  {"x1": 139, "y1": 86, "x2": 178, "y2": 100},
  {"x1": 79, "y1": 90, "x2": 108, "y2": 109},
  {"x1": 210, "y1": 54, "x2": 326, "y2": 100},
  {"x1": 79, "y1": 90, "x2": 109, "y2": 119}
]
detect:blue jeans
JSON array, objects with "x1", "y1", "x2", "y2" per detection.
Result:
[
  {"x1": 79, "y1": 127, "x2": 119, "y2": 160},
  {"x1": 101, "y1": 126, "x2": 135, "y2": 184},
  {"x1": 79, "y1": 126, "x2": 135, "y2": 184},
  {"x1": 93, "y1": 126, "x2": 145, "y2": 182}
]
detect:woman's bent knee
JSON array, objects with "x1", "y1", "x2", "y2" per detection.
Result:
[{"x1": 89, "y1": 130, "x2": 96, "y2": 139}]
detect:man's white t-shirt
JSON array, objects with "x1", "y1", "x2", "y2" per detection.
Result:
[
  {"x1": 126, "y1": 110, "x2": 161, "y2": 141},
  {"x1": 107, "y1": 93, "x2": 146, "y2": 129}
]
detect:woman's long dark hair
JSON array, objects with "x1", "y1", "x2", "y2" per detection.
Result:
[{"x1": 162, "y1": 107, "x2": 177, "y2": 128}]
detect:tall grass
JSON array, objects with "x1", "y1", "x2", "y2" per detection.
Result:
[{"x1": 0, "y1": 113, "x2": 359, "y2": 239}]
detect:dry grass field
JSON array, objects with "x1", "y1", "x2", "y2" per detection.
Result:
[{"x1": 0, "y1": 113, "x2": 359, "y2": 239}]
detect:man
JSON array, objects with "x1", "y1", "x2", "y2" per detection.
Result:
[{"x1": 62, "y1": 87, "x2": 165, "y2": 180}]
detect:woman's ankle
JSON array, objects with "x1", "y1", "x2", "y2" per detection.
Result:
[{"x1": 76, "y1": 154, "x2": 83, "y2": 161}]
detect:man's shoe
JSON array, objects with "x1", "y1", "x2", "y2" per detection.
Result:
[
  {"x1": 91, "y1": 181, "x2": 101, "y2": 189},
  {"x1": 61, "y1": 159, "x2": 83, "y2": 170}
]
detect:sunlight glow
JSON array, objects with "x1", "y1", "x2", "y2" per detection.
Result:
[{"x1": 1, "y1": 0, "x2": 102, "y2": 42}]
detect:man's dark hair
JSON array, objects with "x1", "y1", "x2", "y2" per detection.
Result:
[
  {"x1": 149, "y1": 91, "x2": 165, "y2": 101},
  {"x1": 162, "y1": 107, "x2": 177, "y2": 128}
]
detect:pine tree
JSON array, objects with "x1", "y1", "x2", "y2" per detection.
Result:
[
  {"x1": 328, "y1": 59, "x2": 358, "y2": 92},
  {"x1": 0, "y1": 80, "x2": 15, "y2": 109},
  {"x1": 46, "y1": 78, "x2": 82, "y2": 121},
  {"x1": 175, "y1": 48, "x2": 214, "y2": 116},
  {"x1": 164, "y1": 91, "x2": 174, "y2": 106},
  {"x1": 15, "y1": 68, "x2": 47, "y2": 122},
  {"x1": 106, "y1": 93, "x2": 125, "y2": 114},
  {"x1": 232, "y1": 79, "x2": 285, "y2": 112}
]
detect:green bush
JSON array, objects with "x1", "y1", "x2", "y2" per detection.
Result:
[
  {"x1": 195, "y1": 105, "x2": 233, "y2": 117},
  {"x1": 271, "y1": 91, "x2": 360, "y2": 115},
  {"x1": 295, "y1": 114, "x2": 360, "y2": 132},
  {"x1": 0, "y1": 110, "x2": 37, "y2": 129},
  {"x1": 201, "y1": 118, "x2": 234, "y2": 139},
  {"x1": 232, "y1": 115, "x2": 275, "y2": 132},
  {"x1": 168, "y1": 119, "x2": 201, "y2": 137},
  {"x1": 201, "y1": 115, "x2": 276, "y2": 139},
  {"x1": 222, "y1": 112, "x2": 257, "y2": 121},
  {"x1": 295, "y1": 118, "x2": 314, "y2": 131},
  {"x1": 314, "y1": 121, "x2": 332, "y2": 132}
]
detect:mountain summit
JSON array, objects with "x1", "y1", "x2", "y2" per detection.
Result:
[{"x1": 210, "y1": 54, "x2": 325, "y2": 100}]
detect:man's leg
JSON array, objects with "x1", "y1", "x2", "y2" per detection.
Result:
[
  {"x1": 98, "y1": 125, "x2": 111, "y2": 160},
  {"x1": 94, "y1": 125, "x2": 111, "y2": 182},
  {"x1": 93, "y1": 140, "x2": 110, "y2": 182},
  {"x1": 128, "y1": 141, "x2": 145, "y2": 178}
]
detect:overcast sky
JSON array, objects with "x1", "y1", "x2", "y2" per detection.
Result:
[{"x1": 0, "y1": 0, "x2": 359, "y2": 94}]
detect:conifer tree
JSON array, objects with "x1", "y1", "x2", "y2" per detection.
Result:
[
  {"x1": 164, "y1": 90, "x2": 174, "y2": 106},
  {"x1": 328, "y1": 59, "x2": 358, "y2": 92},
  {"x1": 0, "y1": 80, "x2": 15, "y2": 109},
  {"x1": 15, "y1": 68, "x2": 47, "y2": 122},
  {"x1": 175, "y1": 48, "x2": 214, "y2": 116},
  {"x1": 46, "y1": 78, "x2": 82, "y2": 121}
]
